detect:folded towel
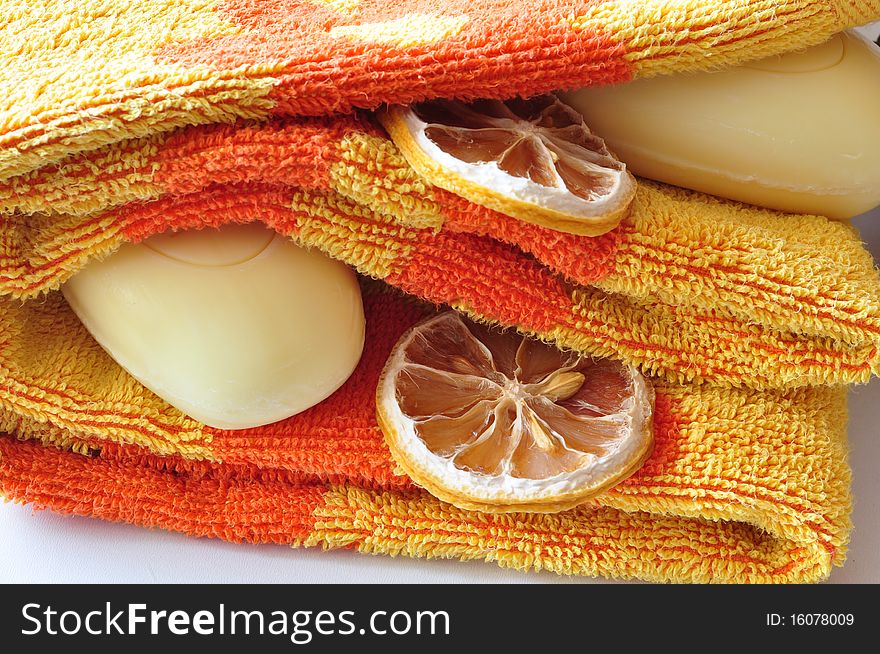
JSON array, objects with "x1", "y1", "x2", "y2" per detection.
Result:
[
  {"x1": 1, "y1": 0, "x2": 878, "y2": 583},
  {"x1": 4, "y1": 116, "x2": 880, "y2": 389},
  {"x1": 0, "y1": 283, "x2": 852, "y2": 583},
  {"x1": 3, "y1": 0, "x2": 878, "y2": 181}
]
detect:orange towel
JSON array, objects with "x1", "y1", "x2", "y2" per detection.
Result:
[
  {"x1": 0, "y1": 283, "x2": 852, "y2": 583},
  {"x1": 1, "y1": 0, "x2": 878, "y2": 583},
  {"x1": 4, "y1": 116, "x2": 879, "y2": 389}
]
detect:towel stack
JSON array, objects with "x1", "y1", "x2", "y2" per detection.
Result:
[{"x1": 1, "y1": 0, "x2": 879, "y2": 582}]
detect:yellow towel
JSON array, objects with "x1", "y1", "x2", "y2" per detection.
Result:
[{"x1": 1, "y1": 0, "x2": 878, "y2": 583}]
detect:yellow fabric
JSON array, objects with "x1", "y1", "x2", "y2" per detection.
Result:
[{"x1": 0, "y1": 0, "x2": 878, "y2": 583}]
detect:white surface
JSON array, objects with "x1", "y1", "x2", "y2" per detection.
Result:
[
  {"x1": 2, "y1": 207, "x2": 878, "y2": 584},
  {"x1": 2, "y1": 25, "x2": 879, "y2": 584}
]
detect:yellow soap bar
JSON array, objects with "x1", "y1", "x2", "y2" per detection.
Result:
[
  {"x1": 561, "y1": 31, "x2": 880, "y2": 218},
  {"x1": 62, "y1": 223, "x2": 365, "y2": 430}
]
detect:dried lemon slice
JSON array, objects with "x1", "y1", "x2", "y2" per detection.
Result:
[
  {"x1": 378, "y1": 95, "x2": 637, "y2": 236},
  {"x1": 377, "y1": 312, "x2": 654, "y2": 513}
]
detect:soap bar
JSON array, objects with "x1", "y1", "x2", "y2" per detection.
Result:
[
  {"x1": 62, "y1": 223, "x2": 365, "y2": 430},
  {"x1": 561, "y1": 31, "x2": 880, "y2": 218}
]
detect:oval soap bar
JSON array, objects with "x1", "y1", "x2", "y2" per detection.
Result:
[
  {"x1": 62, "y1": 223, "x2": 365, "y2": 430},
  {"x1": 561, "y1": 31, "x2": 880, "y2": 218}
]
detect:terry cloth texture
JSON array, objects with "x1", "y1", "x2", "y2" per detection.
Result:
[
  {"x1": 1, "y1": 0, "x2": 879, "y2": 583},
  {"x1": 3, "y1": 0, "x2": 879, "y2": 184},
  {"x1": 4, "y1": 115, "x2": 880, "y2": 389},
  {"x1": 0, "y1": 283, "x2": 854, "y2": 584}
]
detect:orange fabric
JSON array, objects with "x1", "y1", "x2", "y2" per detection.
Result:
[
  {"x1": 157, "y1": 0, "x2": 631, "y2": 117},
  {"x1": 1, "y1": 0, "x2": 877, "y2": 583},
  {"x1": 3, "y1": 116, "x2": 878, "y2": 389},
  {"x1": 0, "y1": 286, "x2": 851, "y2": 582},
  {"x1": 0, "y1": 438, "x2": 329, "y2": 544}
]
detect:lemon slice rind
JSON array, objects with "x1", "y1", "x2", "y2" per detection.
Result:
[
  {"x1": 379, "y1": 100, "x2": 637, "y2": 237},
  {"x1": 376, "y1": 312, "x2": 655, "y2": 514}
]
